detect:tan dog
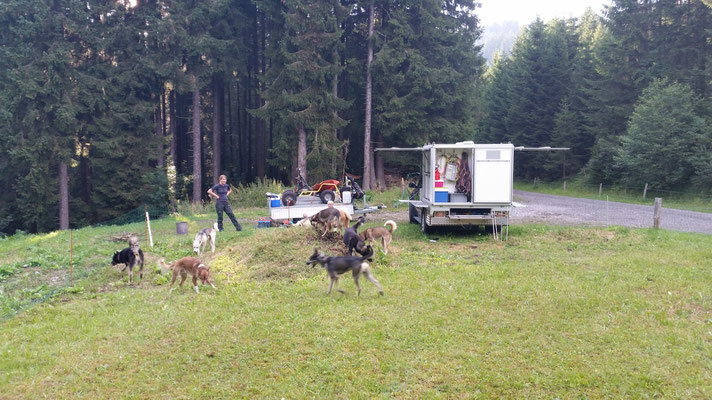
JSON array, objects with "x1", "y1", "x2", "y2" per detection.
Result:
[
  {"x1": 159, "y1": 257, "x2": 216, "y2": 294},
  {"x1": 338, "y1": 210, "x2": 352, "y2": 231},
  {"x1": 321, "y1": 210, "x2": 352, "y2": 236},
  {"x1": 359, "y1": 220, "x2": 397, "y2": 254}
]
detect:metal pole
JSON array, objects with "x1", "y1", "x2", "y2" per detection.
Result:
[{"x1": 643, "y1": 183, "x2": 648, "y2": 200}]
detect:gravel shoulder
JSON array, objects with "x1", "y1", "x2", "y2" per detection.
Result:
[{"x1": 362, "y1": 191, "x2": 712, "y2": 235}]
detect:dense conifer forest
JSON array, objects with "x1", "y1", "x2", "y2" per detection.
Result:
[{"x1": 1, "y1": 0, "x2": 710, "y2": 233}]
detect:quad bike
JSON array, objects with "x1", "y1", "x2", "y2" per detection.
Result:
[
  {"x1": 281, "y1": 169, "x2": 341, "y2": 206},
  {"x1": 281, "y1": 170, "x2": 365, "y2": 206}
]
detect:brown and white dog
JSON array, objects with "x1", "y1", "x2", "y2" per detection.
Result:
[
  {"x1": 360, "y1": 220, "x2": 397, "y2": 254},
  {"x1": 159, "y1": 257, "x2": 216, "y2": 294}
]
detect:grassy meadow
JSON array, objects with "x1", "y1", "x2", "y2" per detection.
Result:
[{"x1": 1, "y1": 201, "x2": 711, "y2": 398}]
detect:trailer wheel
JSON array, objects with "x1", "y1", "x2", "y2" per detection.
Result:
[
  {"x1": 409, "y1": 203, "x2": 417, "y2": 224},
  {"x1": 319, "y1": 190, "x2": 336, "y2": 204},
  {"x1": 420, "y1": 209, "x2": 431, "y2": 233},
  {"x1": 281, "y1": 190, "x2": 297, "y2": 206}
]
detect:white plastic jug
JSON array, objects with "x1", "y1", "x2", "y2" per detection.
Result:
[{"x1": 342, "y1": 190, "x2": 352, "y2": 204}]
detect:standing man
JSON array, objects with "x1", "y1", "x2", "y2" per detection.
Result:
[{"x1": 207, "y1": 175, "x2": 242, "y2": 231}]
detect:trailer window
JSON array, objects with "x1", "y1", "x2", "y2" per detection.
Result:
[{"x1": 486, "y1": 150, "x2": 501, "y2": 160}]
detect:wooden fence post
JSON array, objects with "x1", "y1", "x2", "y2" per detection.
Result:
[
  {"x1": 643, "y1": 183, "x2": 648, "y2": 199},
  {"x1": 534, "y1": 177, "x2": 538, "y2": 187},
  {"x1": 653, "y1": 197, "x2": 662, "y2": 229},
  {"x1": 563, "y1": 181, "x2": 567, "y2": 191},
  {"x1": 599, "y1": 183, "x2": 602, "y2": 197}
]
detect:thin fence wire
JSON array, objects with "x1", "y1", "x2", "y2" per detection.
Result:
[
  {"x1": 0, "y1": 262, "x2": 105, "y2": 323},
  {"x1": 0, "y1": 204, "x2": 171, "y2": 323},
  {"x1": 96, "y1": 204, "x2": 171, "y2": 227}
]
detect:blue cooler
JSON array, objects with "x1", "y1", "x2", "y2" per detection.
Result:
[
  {"x1": 266, "y1": 193, "x2": 281, "y2": 208},
  {"x1": 434, "y1": 189, "x2": 449, "y2": 203}
]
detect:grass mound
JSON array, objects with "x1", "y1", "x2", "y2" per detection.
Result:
[{"x1": 211, "y1": 226, "x2": 352, "y2": 282}]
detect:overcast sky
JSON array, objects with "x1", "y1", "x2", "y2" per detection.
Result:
[{"x1": 477, "y1": 0, "x2": 612, "y2": 27}]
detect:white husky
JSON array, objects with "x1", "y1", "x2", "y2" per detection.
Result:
[{"x1": 193, "y1": 222, "x2": 218, "y2": 255}]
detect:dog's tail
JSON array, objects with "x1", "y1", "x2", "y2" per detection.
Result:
[
  {"x1": 384, "y1": 220, "x2": 397, "y2": 233},
  {"x1": 158, "y1": 258, "x2": 174, "y2": 274},
  {"x1": 352, "y1": 216, "x2": 365, "y2": 230},
  {"x1": 213, "y1": 222, "x2": 219, "y2": 231},
  {"x1": 359, "y1": 245, "x2": 375, "y2": 262}
]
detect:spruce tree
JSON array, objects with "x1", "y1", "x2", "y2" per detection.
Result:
[
  {"x1": 618, "y1": 79, "x2": 710, "y2": 189},
  {"x1": 256, "y1": 0, "x2": 349, "y2": 182}
]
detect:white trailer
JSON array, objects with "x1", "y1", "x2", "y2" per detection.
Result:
[
  {"x1": 377, "y1": 141, "x2": 564, "y2": 237},
  {"x1": 266, "y1": 194, "x2": 379, "y2": 223},
  {"x1": 268, "y1": 196, "x2": 355, "y2": 221}
]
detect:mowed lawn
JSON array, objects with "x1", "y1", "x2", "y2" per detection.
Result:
[{"x1": 1, "y1": 214, "x2": 711, "y2": 398}]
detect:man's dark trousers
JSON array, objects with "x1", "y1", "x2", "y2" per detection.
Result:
[{"x1": 216, "y1": 201, "x2": 242, "y2": 231}]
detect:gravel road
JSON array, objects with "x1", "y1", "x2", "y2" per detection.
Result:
[
  {"x1": 511, "y1": 190, "x2": 712, "y2": 234},
  {"x1": 367, "y1": 190, "x2": 712, "y2": 235}
]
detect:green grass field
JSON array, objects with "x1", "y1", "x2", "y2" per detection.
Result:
[{"x1": 1, "y1": 206, "x2": 711, "y2": 398}]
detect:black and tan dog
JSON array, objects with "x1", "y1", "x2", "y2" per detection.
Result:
[
  {"x1": 360, "y1": 220, "x2": 397, "y2": 254},
  {"x1": 306, "y1": 248, "x2": 383, "y2": 296},
  {"x1": 343, "y1": 216, "x2": 370, "y2": 257},
  {"x1": 111, "y1": 236, "x2": 144, "y2": 284},
  {"x1": 159, "y1": 257, "x2": 216, "y2": 294}
]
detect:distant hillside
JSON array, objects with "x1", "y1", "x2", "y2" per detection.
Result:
[{"x1": 479, "y1": 21, "x2": 521, "y2": 63}]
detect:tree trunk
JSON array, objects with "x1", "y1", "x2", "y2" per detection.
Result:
[
  {"x1": 169, "y1": 90, "x2": 178, "y2": 169},
  {"x1": 331, "y1": 47, "x2": 340, "y2": 177},
  {"x1": 255, "y1": 8, "x2": 266, "y2": 179},
  {"x1": 375, "y1": 130, "x2": 385, "y2": 189},
  {"x1": 79, "y1": 143, "x2": 93, "y2": 222},
  {"x1": 240, "y1": 76, "x2": 249, "y2": 179},
  {"x1": 226, "y1": 79, "x2": 234, "y2": 178},
  {"x1": 155, "y1": 102, "x2": 164, "y2": 168},
  {"x1": 191, "y1": 75, "x2": 202, "y2": 205},
  {"x1": 162, "y1": 90, "x2": 167, "y2": 148},
  {"x1": 362, "y1": 1, "x2": 375, "y2": 190},
  {"x1": 298, "y1": 124, "x2": 307, "y2": 182},
  {"x1": 59, "y1": 161, "x2": 69, "y2": 230},
  {"x1": 212, "y1": 74, "x2": 223, "y2": 184}
]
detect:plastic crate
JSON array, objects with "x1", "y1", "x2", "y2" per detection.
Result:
[
  {"x1": 449, "y1": 193, "x2": 467, "y2": 202},
  {"x1": 434, "y1": 190, "x2": 449, "y2": 203}
]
